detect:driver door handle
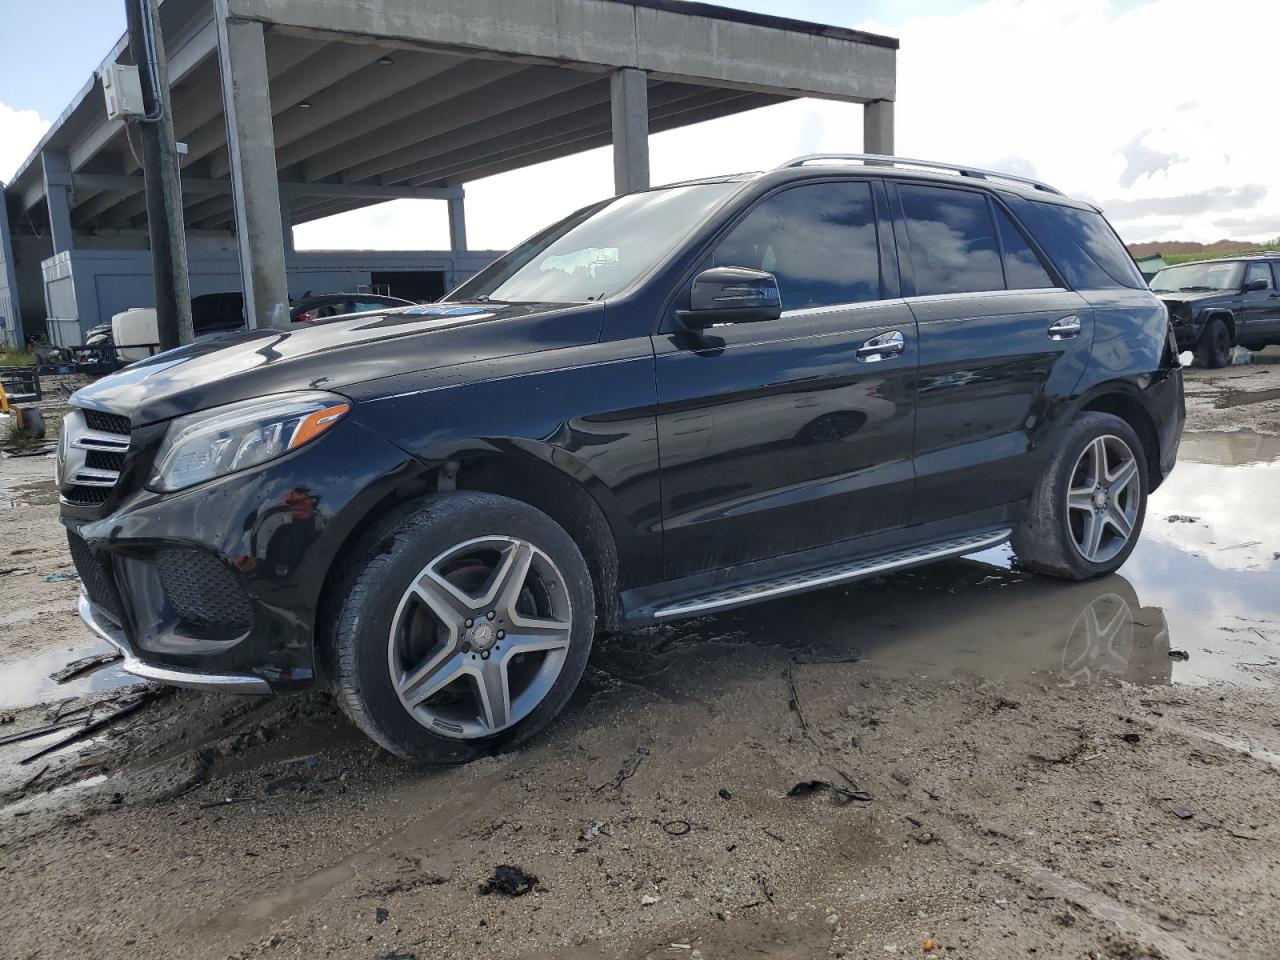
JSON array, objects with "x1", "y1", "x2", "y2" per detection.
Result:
[
  {"x1": 856, "y1": 330, "x2": 905, "y2": 362},
  {"x1": 1048, "y1": 315, "x2": 1082, "y2": 340}
]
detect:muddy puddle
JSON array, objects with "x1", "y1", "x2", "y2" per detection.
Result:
[
  {"x1": 655, "y1": 428, "x2": 1280, "y2": 692},
  {"x1": 0, "y1": 476, "x2": 58, "y2": 509},
  {"x1": 0, "y1": 638, "x2": 134, "y2": 711}
]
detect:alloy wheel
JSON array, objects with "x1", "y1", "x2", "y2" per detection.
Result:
[
  {"x1": 1065, "y1": 435, "x2": 1140, "y2": 564},
  {"x1": 387, "y1": 536, "x2": 573, "y2": 739}
]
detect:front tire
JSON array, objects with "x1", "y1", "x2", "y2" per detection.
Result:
[
  {"x1": 1011, "y1": 413, "x2": 1148, "y2": 580},
  {"x1": 1195, "y1": 316, "x2": 1231, "y2": 368},
  {"x1": 325, "y1": 492, "x2": 595, "y2": 764}
]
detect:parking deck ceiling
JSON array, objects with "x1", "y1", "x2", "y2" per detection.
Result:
[{"x1": 5, "y1": 0, "x2": 897, "y2": 234}]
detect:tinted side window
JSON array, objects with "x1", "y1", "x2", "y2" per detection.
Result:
[
  {"x1": 1273, "y1": 263, "x2": 1280, "y2": 289},
  {"x1": 713, "y1": 181, "x2": 880, "y2": 310},
  {"x1": 993, "y1": 204, "x2": 1055, "y2": 289},
  {"x1": 1027, "y1": 202, "x2": 1144, "y2": 289},
  {"x1": 1245, "y1": 262, "x2": 1274, "y2": 290},
  {"x1": 898, "y1": 185, "x2": 1003, "y2": 295}
]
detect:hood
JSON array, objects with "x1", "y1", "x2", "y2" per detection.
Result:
[
  {"x1": 71, "y1": 301, "x2": 603, "y2": 426},
  {"x1": 1156, "y1": 289, "x2": 1232, "y2": 308}
]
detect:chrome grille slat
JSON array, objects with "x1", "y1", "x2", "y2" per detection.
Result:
[{"x1": 59, "y1": 409, "x2": 132, "y2": 506}]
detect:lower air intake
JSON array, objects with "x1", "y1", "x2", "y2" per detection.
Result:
[{"x1": 156, "y1": 548, "x2": 252, "y2": 631}]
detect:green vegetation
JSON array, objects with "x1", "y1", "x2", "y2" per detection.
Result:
[
  {"x1": 1162, "y1": 239, "x2": 1280, "y2": 266},
  {"x1": 0, "y1": 348, "x2": 36, "y2": 366}
]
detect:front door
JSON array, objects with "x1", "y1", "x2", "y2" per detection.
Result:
[
  {"x1": 891, "y1": 182, "x2": 1094, "y2": 525},
  {"x1": 654, "y1": 179, "x2": 918, "y2": 580},
  {"x1": 1239, "y1": 261, "x2": 1280, "y2": 347}
]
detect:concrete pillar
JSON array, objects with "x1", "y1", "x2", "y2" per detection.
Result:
[
  {"x1": 0, "y1": 188, "x2": 24, "y2": 348},
  {"x1": 447, "y1": 195, "x2": 467, "y2": 252},
  {"x1": 41, "y1": 151, "x2": 75, "y2": 254},
  {"x1": 610, "y1": 68, "x2": 650, "y2": 195},
  {"x1": 279, "y1": 189, "x2": 295, "y2": 257},
  {"x1": 215, "y1": 1, "x2": 290, "y2": 329},
  {"x1": 863, "y1": 100, "x2": 895, "y2": 156}
]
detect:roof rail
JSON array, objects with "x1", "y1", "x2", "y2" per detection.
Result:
[{"x1": 777, "y1": 153, "x2": 1064, "y2": 196}]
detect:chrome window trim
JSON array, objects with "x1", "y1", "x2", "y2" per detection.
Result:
[
  {"x1": 902, "y1": 286, "x2": 1066, "y2": 305},
  {"x1": 782, "y1": 297, "x2": 904, "y2": 320}
]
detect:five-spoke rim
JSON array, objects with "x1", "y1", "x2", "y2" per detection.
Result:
[
  {"x1": 387, "y1": 536, "x2": 573, "y2": 739},
  {"x1": 1066, "y1": 434, "x2": 1140, "y2": 564}
]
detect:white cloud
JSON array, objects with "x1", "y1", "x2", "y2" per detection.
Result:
[
  {"x1": 296, "y1": 0, "x2": 1280, "y2": 255},
  {"x1": 0, "y1": 101, "x2": 50, "y2": 183}
]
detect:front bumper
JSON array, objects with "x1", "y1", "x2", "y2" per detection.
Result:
[
  {"x1": 63, "y1": 415, "x2": 428, "y2": 693},
  {"x1": 79, "y1": 592, "x2": 271, "y2": 693}
]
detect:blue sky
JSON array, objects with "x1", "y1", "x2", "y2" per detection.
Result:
[
  {"x1": 1, "y1": 0, "x2": 1276, "y2": 247},
  {"x1": 0, "y1": 0, "x2": 125, "y2": 120}
]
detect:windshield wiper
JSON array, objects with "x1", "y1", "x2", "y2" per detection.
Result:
[
  {"x1": 1176, "y1": 286, "x2": 1215, "y2": 292},
  {"x1": 449, "y1": 296, "x2": 506, "y2": 304}
]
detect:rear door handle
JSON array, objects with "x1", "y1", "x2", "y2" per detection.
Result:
[
  {"x1": 856, "y1": 330, "x2": 905, "y2": 362},
  {"x1": 1048, "y1": 315, "x2": 1081, "y2": 340}
]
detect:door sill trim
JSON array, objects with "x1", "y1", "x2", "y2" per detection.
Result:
[{"x1": 651, "y1": 527, "x2": 1011, "y2": 620}]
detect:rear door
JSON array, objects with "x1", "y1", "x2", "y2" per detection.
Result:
[
  {"x1": 654, "y1": 179, "x2": 918, "y2": 579},
  {"x1": 891, "y1": 182, "x2": 1093, "y2": 525}
]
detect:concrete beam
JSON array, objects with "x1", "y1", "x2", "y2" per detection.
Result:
[
  {"x1": 419, "y1": 90, "x2": 778, "y2": 187},
  {"x1": 403, "y1": 82, "x2": 717, "y2": 187},
  {"x1": 226, "y1": 0, "x2": 897, "y2": 102},
  {"x1": 448, "y1": 196, "x2": 466, "y2": 251},
  {"x1": 863, "y1": 99, "x2": 894, "y2": 155},
  {"x1": 216, "y1": 5, "x2": 289, "y2": 329},
  {"x1": 341, "y1": 68, "x2": 601, "y2": 184},
  {"x1": 41, "y1": 151, "x2": 75, "y2": 254},
  {"x1": 280, "y1": 53, "x2": 462, "y2": 155},
  {"x1": 371, "y1": 77, "x2": 616, "y2": 185},
  {"x1": 611, "y1": 68, "x2": 649, "y2": 195},
  {"x1": 298, "y1": 61, "x2": 543, "y2": 182}
]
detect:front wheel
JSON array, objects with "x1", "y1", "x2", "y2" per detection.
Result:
[
  {"x1": 1011, "y1": 412, "x2": 1148, "y2": 580},
  {"x1": 325, "y1": 493, "x2": 595, "y2": 763},
  {"x1": 1195, "y1": 317, "x2": 1231, "y2": 368}
]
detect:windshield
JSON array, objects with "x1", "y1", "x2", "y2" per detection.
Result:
[
  {"x1": 1150, "y1": 261, "x2": 1244, "y2": 293},
  {"x1": 448, "y1": 182, "x2": 740, "y2": 303}
]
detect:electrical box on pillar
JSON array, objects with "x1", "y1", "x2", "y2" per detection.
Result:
[{"x1": 100, "y1": 64, "x2": 145, "y2": 120}]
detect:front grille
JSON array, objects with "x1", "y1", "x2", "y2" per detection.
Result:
[
  {"x1": 59, "y1": 408, "x2": 132, "y2": 509},
  {"x1": 82, "y1": 409, "x2": 131, "y2": 435},
  {"x1": 64, "y1": 485, "x2": 112, "y2": 506},
  {"x1": 156, "y1": 548, "x2": 252, "y2": 630},
  {"x1": 85, "y1": 449, "x2": 126, "y2": 472},
  {"x1": 67, "y1": 531, "x2": 120, "y2": 620}
]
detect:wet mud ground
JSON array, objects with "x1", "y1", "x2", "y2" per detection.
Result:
[{"x1": 3, "y1": 355, "x2": 1280, "y2": 960}]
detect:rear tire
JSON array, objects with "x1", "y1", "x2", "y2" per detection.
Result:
[
  {"x1": 1011, "y1": 413, "x2": 1148, "y2": 580},
  {"x1": 324, "y1": 492, "x2": 595, "y2": 764},
  {"x1": 1195, "y1": 317, "x2": 1231, "y2": 368}
]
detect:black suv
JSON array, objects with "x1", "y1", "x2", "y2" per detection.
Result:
[
  {"x1": 1152, "y1": 255, "x2": 1280, "y2": 367},
  {"x1": 58, "y1": 155, "x2": 1184, "y2": 762}
]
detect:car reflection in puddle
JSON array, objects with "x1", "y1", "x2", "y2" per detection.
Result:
[{"x1": 659, "y1": 430, "x2": 1279, "y2": 691}]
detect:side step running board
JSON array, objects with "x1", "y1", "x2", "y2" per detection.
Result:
[{"x1": 652, "y1": 528, "x2": 1012, "y2": 620}]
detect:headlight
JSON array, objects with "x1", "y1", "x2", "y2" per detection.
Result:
[{"x1": 148, "y1": 391, "x2": 350, "y2": 492}]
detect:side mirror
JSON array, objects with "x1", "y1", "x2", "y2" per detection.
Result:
[
  {"x1": 1244, "y1": 278, "x2": 1269, "y2": 292},
  {"x1": 678, "y1": 266, "x2": 782, "y2": 330}
]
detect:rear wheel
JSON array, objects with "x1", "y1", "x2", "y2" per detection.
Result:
[
  {"x1": 326, "y1": 493, "x2": 595, "y2": 763},
  {"x1": 1195, "y1": 316, "x2": 1231, "y2": 368},
  {"x1": 1011, "y1": 413, "x2": 1148, "y2": 580}
]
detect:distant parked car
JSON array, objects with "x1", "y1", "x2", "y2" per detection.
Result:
[
  {"x1": 1150, "y1": 255, "x2": 1280, "y2": 367},
  {"x1": 290, "y1": 293, "x2": 415, "y2": 323},
  {"x1": 81, "y1": 292, "x2": 415, "y2": 367}
]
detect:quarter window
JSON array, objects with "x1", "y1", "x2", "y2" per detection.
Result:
[
  {"x1": 712, "y1": 181, "x2": 881, "y2": 310},
  {"x1": 898, "y1": 185, "x2": 1004, "y2": 295},
  {"x1": 1245, "y1": 262, "x2": 1274, "y2": 290},
  {"x1": 994, "y1": 205, "x2": 1055, "y2": 289}
]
